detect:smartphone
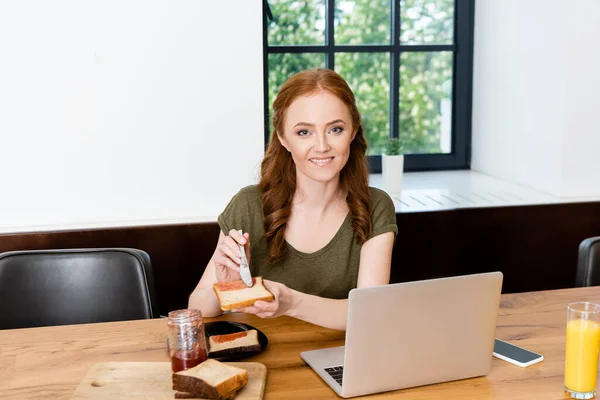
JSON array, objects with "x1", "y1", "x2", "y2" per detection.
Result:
[{"x1": 493, "y1": 339, "x2": 544, "y2": 367}]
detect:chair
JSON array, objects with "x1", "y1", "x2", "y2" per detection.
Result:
[
  {"x1": 575, "y1": 237, "x2": 600, "y2": 287},
  {"x1": 0, "y1": 248, "x2": 158, "y2": 329}
]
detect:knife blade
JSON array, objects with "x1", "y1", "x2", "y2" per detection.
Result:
[{"x1": 237, "y1": 229, "x2": 253, "y2": 287}]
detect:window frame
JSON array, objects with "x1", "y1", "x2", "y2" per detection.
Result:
[{"x1": 262, "y1": 0, "x2": 474, "y2": 172}]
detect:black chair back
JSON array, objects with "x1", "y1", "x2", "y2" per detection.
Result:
[
  {"x1": 575, "y1": 237, "x2": 600, "y2": 287},
  {"x1": 0, "y1": 248, "x2": 157, "y2": 329}
]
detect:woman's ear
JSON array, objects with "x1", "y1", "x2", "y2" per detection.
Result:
[{"x1": 278, "y1": 132, "x2": 290, "y2": 152}]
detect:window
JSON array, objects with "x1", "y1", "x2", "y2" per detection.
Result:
[{"x1": 263, "y1": 0, "x2": 474, "y2": 172}]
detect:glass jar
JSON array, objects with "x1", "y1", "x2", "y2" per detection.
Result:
[{"x1": 167, "y1": 309, "x2": 208, "y2": 372}]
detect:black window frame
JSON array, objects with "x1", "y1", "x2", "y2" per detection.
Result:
[{"x1": 262, "y1": 0, "x2": 474, "y2": 173}]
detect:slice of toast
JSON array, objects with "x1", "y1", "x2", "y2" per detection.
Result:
[
  {"x1": 209, "y1": 330, "x2": 261, "y2": 358},
  {"x1": 213, "y1": 277, "x2": 274, "y2": 311},
  {"x1": 174, "y1": 391, "x2": 214, "y2": 399},
  {"x1": 174, "y1": 391, "x2": 235, "y2": 400},
  {"x1": 172, "y1": 359, "x2": 248, "y2": 400}
]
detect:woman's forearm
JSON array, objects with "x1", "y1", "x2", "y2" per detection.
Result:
[
  {"x1": 288, "y1": 290, "x2": 348, "y2": 331},
  {"x1": 188, "y1": 287, "x2": 223, "y2": 318}
]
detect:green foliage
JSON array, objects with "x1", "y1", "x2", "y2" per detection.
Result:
[
  {"x1": 267, "y1": 1, "x2": 327, "y2": 134},
  {"x1": 335, "y1": 52, "x2": 390, "y2": 155},
  {"x1": 266, "y1": 0, "x2": 454, "y2": 155},
  {"x1": 384, "y1": 138, "x2": 405, "y2": 155},
  {"x1": 400, "y1": 0, "x2": 454, "y2": 44},
  {"x1": 399, "y1": 51, "x2": 452, "y2": 153}
]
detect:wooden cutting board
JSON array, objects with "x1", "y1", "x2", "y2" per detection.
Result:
[{"x1": 71, "y1": 362, "x2": 267, "y2": 400}]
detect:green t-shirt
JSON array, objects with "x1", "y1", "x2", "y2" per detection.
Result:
[{"x1": 217, "y1": 185, "x2": 398, "y2": 299}]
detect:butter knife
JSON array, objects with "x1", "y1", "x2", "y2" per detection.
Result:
[{"x1": 237, "y1": 229, "x2": 253, "y2": 287}]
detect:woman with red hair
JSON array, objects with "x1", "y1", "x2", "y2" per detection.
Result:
[{"x1": 189, "y1": 69, "x2": 397, "y2": 330}]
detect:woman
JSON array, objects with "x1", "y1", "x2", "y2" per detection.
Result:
[{"x1": 189, "y1": 69, "x2": 397, "y2": 331}]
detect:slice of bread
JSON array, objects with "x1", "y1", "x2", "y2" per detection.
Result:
[
  {"x1": 174, "y1": 391, "x2": 209, "y2": 399},
  {"x1": 174, "y1": 391, "x2": 235, "y2": 400},
  {"x1": 172, "y1": 359, "x2": 248, "y2": 400},
  {"x1": 209, "y1": 330, "x2": 261, "y2": 358},
  {"x1": 174, "y1": 391, "x2": 236, "y2": 400},
  {"x1": 213, "y1": 276, "x2": 274, "y2": 311}
]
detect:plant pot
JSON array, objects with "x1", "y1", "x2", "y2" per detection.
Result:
[{"x1": 382, "y1": 154, "x2": 404, "y2": 194}]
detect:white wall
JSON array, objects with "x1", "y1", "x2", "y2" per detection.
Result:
[
  {"x1": 471, "y1": 0, "x2": 600, "y2": 197},
  {"x1": 562, "y1": 1, "x2": 600, "y2": 197},
  {"x1": 0, "y1": 0, "x2": 264, "y2": 233}
]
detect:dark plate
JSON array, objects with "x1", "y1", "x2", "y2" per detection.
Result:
[
  {"x1": 166, "y1": 321, "x2": 268, "y2": 362},
  {"x1": 205, "y1": 321, "x2": 268, "y2": 361}
]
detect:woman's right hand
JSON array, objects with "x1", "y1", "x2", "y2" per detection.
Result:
[{"x1": 213, "y1": 229, "x2": 251, "y2": 282}]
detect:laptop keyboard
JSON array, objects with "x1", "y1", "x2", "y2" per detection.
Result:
[{"x1": 324, "y1": 366, "x2": 343, "y2": 386}]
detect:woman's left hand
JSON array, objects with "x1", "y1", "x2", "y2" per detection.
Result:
[{"x1": 233, "y1": 280, "x2": 295, "y2": 318}]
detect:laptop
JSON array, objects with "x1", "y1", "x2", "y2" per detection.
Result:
[{"x1": 300, "y1": 272, "x2": 503, "y2": 398}]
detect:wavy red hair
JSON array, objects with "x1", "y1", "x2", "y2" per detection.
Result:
[{"x1": 259, "y1": 69, "x2": 371, "y2": 264}]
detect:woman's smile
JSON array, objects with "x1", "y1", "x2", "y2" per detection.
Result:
[{"x1": 309, "y1": 157, "x2": 334, "y2": 167}]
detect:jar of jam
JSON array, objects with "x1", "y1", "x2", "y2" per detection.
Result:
[{"x1": 167, "y1": 309, "x2": 208, "y2": 372}]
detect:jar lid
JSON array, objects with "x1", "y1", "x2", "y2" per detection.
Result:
[{"x1": 168, "y1": 308, "x2": 203, "y2": 323}]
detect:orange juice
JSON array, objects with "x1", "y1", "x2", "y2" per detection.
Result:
[{"x1": 565, "y1": 318, "x2": 600, "y2": 393}]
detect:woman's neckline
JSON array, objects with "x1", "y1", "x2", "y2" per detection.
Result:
[{"x1": 284, "y1": 212, "x2": 352, "y2": 258}]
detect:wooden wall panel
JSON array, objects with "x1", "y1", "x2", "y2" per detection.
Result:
[{"x1": 1, "y1": 201, "x2": 599, "y2": 317}]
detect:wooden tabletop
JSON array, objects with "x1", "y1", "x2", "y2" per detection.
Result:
[{"x1": 1, "y1": 286, "x2": 599, "y2": 400}]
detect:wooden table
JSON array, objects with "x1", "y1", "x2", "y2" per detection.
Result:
[{"x1": 1, "y1": 286, "x2": 599, "y2": 399}]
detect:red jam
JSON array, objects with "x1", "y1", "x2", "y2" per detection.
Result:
[
  {"x1": 211, "y1": 331, "x2": 247, "y2": 344},
  {"x1": 216, "y1": 279, "x2": 256, "y2": 291},
  {"x1": 171, "y1": 349, "x2": 208, "y2": 372}
]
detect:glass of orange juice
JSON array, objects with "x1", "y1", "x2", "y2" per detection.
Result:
[{"x1": 565, "y1": 302, "x2": 600, "y2": 399}]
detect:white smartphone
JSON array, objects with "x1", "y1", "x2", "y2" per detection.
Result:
[{"x1": 493, "y1": 339, "x2": 544, "y2": 367}]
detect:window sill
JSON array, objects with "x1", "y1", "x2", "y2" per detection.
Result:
[
  {"x1": 370, "y1": 170, "x2": 600, "y2": 213},
  {"x1": 4, "y1": 170, "x2": 599, "y2": 234}
]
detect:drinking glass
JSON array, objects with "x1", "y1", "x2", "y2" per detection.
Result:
[{"x1": 564, "y1": 302, "x2": 600, "y2": 399}]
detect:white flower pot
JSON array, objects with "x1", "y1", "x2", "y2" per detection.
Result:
[{"x1": 382, "y1": 154, "x2": 404, "y2": 194}]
